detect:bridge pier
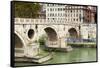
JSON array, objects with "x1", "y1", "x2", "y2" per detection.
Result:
[{"x1": 58, "y1": 37, "x2": 67, "y2": 48}]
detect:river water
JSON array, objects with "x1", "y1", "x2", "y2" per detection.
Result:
[{"x1": 15, "y1": 48, "x2": 97, "y2": 66}]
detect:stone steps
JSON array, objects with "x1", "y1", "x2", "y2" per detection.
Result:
[
  {"x1": 15, "y1": 53, "x2": 52, "y2": 63},
  {"x1": 44, "y1": 45, "x2": 73, "y2": 52}
]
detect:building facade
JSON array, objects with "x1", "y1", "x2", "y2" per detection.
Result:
[{"x1": 46, "y1": 4, "x2": 66, "y2": 21}]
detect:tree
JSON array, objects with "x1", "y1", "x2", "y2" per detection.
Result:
[{"x1": 14, "y1": 1, "x2": 41, "y2": 18}]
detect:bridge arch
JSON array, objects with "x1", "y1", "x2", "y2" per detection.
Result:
[
  {"x1": 15, "y1": 31, "x2": 26, "y2": 47},
  {"x1": 44, "y1": 27, "x2": 58, "y2": 41},
  {"x1": 15, "y1": 31, "x2": 26, "y2": 57},
  {"x1": 68, "y1": 28, "x2": 78, "y2": 38}
]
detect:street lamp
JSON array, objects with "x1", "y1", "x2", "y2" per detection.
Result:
[
  {"x1": 79, "y1": 14, "x2": 84, "y2": 41},
  {"x1": 88, "y1": 24, "x2": 90, "y2": 42},
  {"x1": 35, "y1": 24, "x2": 40, "y2": 55},
  {"x1": 79, "y1": 25, "x2": 81, "y2": 38}
]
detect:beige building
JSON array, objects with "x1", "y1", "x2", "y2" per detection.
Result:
[{"x1": 65, "y1": 5, "x2": 97, "y2": 24}]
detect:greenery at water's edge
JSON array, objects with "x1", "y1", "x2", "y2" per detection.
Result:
[{"x1": 38, "y1": 34, "x2": 47, "y2": 50}]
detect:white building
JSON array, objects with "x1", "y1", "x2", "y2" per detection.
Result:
[{"x1": 46, "y1": 4, "x2": 66, "y2": 22}]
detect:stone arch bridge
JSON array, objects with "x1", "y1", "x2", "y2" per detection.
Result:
[{"x1": 15, "y1": 18, "x2": 81, "y2": 57}]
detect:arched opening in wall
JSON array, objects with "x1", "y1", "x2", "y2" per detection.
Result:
[
  {"x1": 68, "y1": 28, "x2": 78, "y2": 38},
  {"x1": 44, "y1": 27, "x2": 58, "y2": 41},
  {"x1": 28, "y1": 29, "x2": 34, "y2": 39},
  {"x1": 15, "y1": 34, "x2": 24, "y2": 56}
]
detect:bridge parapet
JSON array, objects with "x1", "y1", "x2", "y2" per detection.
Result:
[
  {"x1": 15, "y1": 18, "x2": 46, "y2": 24},
  {"x1": 15, "y1": 18, "x2": 80, "y2": 25}
]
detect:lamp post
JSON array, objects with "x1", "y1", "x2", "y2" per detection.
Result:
[
  {"x1": 79, "y1": 25, "x2": 81, "y2": 38},
  {"x1": 35, "y1": 24, "x2": 40, "y2": 55},
  {"x1": 78, "y1": 24, "x2": 81, "y2": 42},
  {"x1": 88, "y1": 24, "x2": 90, "y2": 42},
  {"x1": 79, "y1": 14, "x2": 84, "y2": 42}
]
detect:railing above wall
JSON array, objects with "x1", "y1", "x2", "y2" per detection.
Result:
[
  {"x1": 15, "y1": 18, "x2": 46, "y2": 25},
  {"x1": 15, "y1": 18, "x2": 96, "y2": 25}
]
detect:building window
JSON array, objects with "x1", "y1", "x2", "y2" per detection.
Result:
[
  {"x1": 74, "y1": 10, "x2": 76, "y2": 13},
  {"x1": 77, "y1": 10, "x2": 78, "y2": 12},
  {"x1": 71, "y1": 14, "x2": 72, "y2": 17},
  {"x1": 55, "y1": 8, "x2": 57, "y2": 11},
  {"x1": 79, "y1": 14, "x2": 81, "y2": 22},
  {"x1": 71, "y1": 10, "x2": 72, "y2": 12},
  {"x1": 61, "y1": 13, "x2": 62, "y2": 16},
  {"x1": 67, "y1": 10, "x2": 69, "y2": 13},
  {"x1": 66, "y1": 14, "x2": 67, "y2": 17},
  {"x1": 73, "y1": 10, "x2": 75, "y2": 13},
  {"x1": 80, "y1": 10, "x2": 81, "y2": 12},
  {"x1": 53, "y1": 13, "x2": 54, "y2": 16},
  {"x1": 60, "y1": 8, "x2": 62, "y2": 11},
  {"x1": 48, "y1": 14, "x2": 49, "y2": 16},
  {"x1": 58, "y1": 8, "x2": 60, "y2": 11},
  {"x1": 47, "y1": 8, "x2": 49, "y2": 11},
  {"x1": 52, "y1": 4, "x2": 54, "y2": 6},
  {"x1": 50, "y1": 8, "x2": 52, "y2": 11},
  {"x1": 50, "y1": 13, "x2": 52, "y2": 16},
  {"x1": 76, "y1": 19, "x2": 78, "y2": 21},
  {"x1": 66, "y1": 7, "x2": 68, "y2": 9},
  {"x1": 73, "y1": 18, "x2": 75, "y2": 21},
  {"x1": 47, "y1": 4, "x2": 49, "y2": 6},
  {"x1": 53, "y1": 8, "x2": 55, "y2": 11},
  {"x1": 74, "y1": 14, "x2": 75, "y2": 17},
  {"x1": 58, "y1": 13, "x2": 59, "y2": 16},
  {"x1": 76, "y1": 14, "x2": 78, "y2": 17},
  {"x1": 63, "y1": 8, "x2": 65, "y2": 11},
  {"x1": 66, "y1": 10, "x2": 67, "y2": 13},
  {"x1": 52, "y1": 8, "x2": 53, "y2": 11},
  {"x1": 68, "y1": 14, "x2": 69, "y2": 16},
  {"x1": 55, "y1": 13, "x2": 57, "y2": 16}
]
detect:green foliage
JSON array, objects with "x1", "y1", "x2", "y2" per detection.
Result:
[
  {"x1": 38, "y1": 34, "x2": 48, "y2": 46},
  {"x1": 14, "y1": 1, "x2": 41, "y2": 18}
]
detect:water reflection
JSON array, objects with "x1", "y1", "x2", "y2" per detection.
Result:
[{"x1": 43, "y1": 48, "x2": 96, "y2": 64}]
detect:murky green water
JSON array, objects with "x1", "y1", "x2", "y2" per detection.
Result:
[
  {"x1": 15, "y1": 48, "x2": 97, "y2": 66},
  {"x1": 43, "y1": 48, "x2": 96, "y2": 64}
]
